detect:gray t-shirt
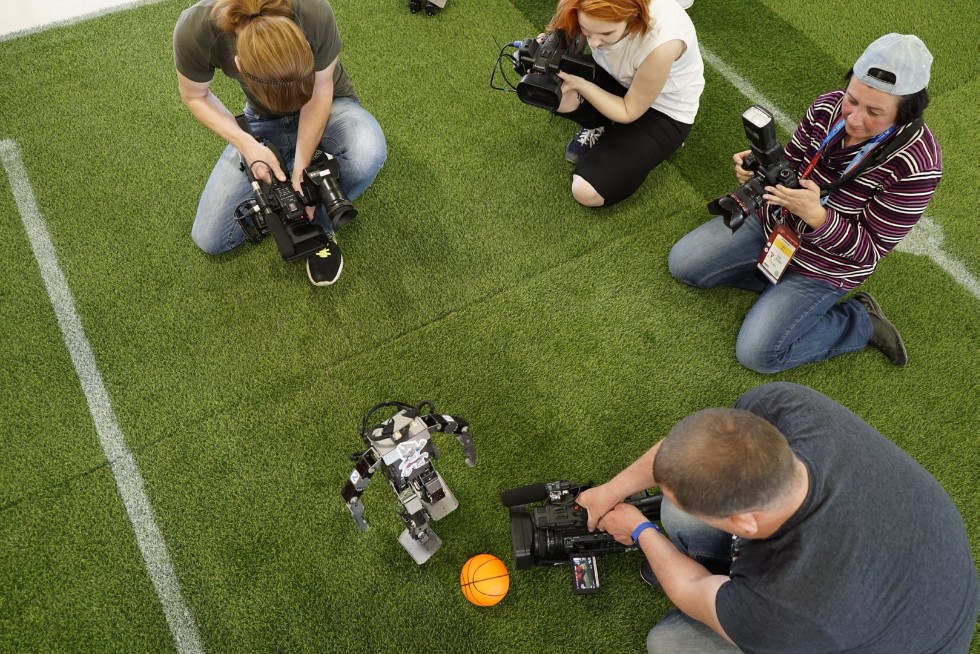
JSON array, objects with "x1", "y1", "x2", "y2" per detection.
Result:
[
  {"x1": 717, "y1": 383, "x2": 977, "y2": 653},
  {"x1": 173, "y1": 0, "x2": 356, "y2": 117}
]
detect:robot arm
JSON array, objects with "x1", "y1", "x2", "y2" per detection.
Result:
[{"x1": 420, "y1": 413, "x2": 476, "y2": 467}]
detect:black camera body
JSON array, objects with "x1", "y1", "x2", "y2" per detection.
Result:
[
  {"x1": 502, "y1": 480, "x2": 662, "y2": 592},
  {"x1": 232, "y1": 115, "x2": 356, "y2": 262},
  {"x1": 708, "y1": 105, "x2": 800, "y2": 232},
  {"x1": 234, "y1": 155, "x2": 327, "y2": 262},
  {"x1": 513, "y1": 30, "x2": 595, "y2": 111}
]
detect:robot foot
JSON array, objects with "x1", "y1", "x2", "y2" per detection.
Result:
[{"x1": 399, "y1": 527, "x2": 443, "y2": 564}]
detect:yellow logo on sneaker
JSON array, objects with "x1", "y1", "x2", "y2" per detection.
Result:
[{"x1": 315, "y1": 248, "x2": 331, "y2": 258}]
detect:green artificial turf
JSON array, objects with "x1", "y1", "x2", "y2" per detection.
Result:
[{"x1": 0, "y1": 0, "x2": 976, "y2": 651}]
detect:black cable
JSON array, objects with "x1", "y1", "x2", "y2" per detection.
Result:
[
  {"x1": 490, "y1": 38, "x2": 523, "y2": 93},
  {"x1": 361, "y1": 400, "x2": 434, "y2": 442},
  {"x1": 248, "y1": 159, "x2": 275, "y2": 180}
]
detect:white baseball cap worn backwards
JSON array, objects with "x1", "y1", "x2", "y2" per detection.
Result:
[{"x1": 854, "y1": 33, "x2": 933, "y2": 95}]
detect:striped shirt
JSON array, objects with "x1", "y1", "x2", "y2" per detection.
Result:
[{"x1": 758, "y1": 90, "x2": 942, "y2": 291}]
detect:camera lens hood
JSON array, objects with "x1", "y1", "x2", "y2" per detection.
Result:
[
  {"x1": 516, "y1": 73, "x2": 562, "y2": 112},
  {"x1": 508, "y1": 506, "x2": 535, "y2": 569}
]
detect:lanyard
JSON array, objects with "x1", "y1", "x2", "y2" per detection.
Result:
[
  {"x1": 799, "y1": 118, "x2": 896, "y2": 185},
  {"x1": 775, "y1": 118, "x2": 895, "y2": 224}
]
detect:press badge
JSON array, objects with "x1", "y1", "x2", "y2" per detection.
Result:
[{"x1": 757, "y1": 223, "x2": 800, "y2": 284}]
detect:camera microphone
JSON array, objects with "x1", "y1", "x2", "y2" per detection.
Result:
[{"x1": 500, "y1": 483, "x2": 549, "y2": 507}]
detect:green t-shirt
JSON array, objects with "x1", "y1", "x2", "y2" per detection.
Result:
[{"x1": 173, "y1": 0, "x2": 356, "y2": 118}]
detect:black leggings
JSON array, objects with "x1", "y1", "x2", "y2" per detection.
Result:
[{"x1": 559, "y1": 63, "x2": 691, "y2": 206}]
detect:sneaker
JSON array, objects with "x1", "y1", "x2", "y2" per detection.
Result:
[
  {"x1": 854, "y1": 292, "x2": 907, "y2": 366},
  {"x1": 639, "y1": 560, "x2": 662, "y2": 589},
  {"x1": 306, "y1": 234, "x2": 343, "y2": 286},
  {"x1": 565, "y1": 126, "x2": 605, "y2": 164}
]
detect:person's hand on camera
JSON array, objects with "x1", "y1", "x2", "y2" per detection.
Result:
[
  {"x1": 556, "y1": 70, "x2": 586, "y2": 95},
  {"x1": 576, "y1": 484, "x2": 623, "y2": 532},
  {"x1": 242, "y1": 140, "x2": 288, "y2": 186},
  {"x1": 291, "y1": 166, "x2": 317, "y2": 221},
  {"x1": 763, "y1": 179, "x2": 828, "y2": 229},
  {"x1": 597, "y1": 502, "x2": 647, "y2": 547},
  {"x1": 733, "y1": 150, "x2": 753, "y2": 184},
  {"x1": 556, "y1": 71, "x2": 590, "y2": 112}
]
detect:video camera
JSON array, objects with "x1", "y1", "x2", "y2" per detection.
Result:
[
  {"x1": 232, "y1": 114, "x2": 356, "y2": 262},
  {"x1": 492, "y1": 30, "x2": 595, "y2": 112},
  {"x1": 501, "y1": 480, "x2": 662, "y2": 593},
  {"x1": 708, "y1": 105, "x2": 800, "y2": 232}
]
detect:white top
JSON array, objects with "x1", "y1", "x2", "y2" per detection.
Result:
[{"x1": 591, "y1": 0, "x2": 704, "y2": 124}]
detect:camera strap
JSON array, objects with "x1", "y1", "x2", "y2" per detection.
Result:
[
  {"x1": 811, "y1": 117, "x2": 925, "y2": 201},
  {"x1": 759, "y1": 117, "x2": 923, "y2": 285}
]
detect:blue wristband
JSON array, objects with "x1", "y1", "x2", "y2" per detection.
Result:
[{"x1": 631, "y1": 521, "x2": 660, "y2": 546}]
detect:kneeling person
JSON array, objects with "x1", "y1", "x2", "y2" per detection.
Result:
[
  {"x1": 547, "y1": 0, "x2": 704, "y2": 207},
  {"x1": 668, "y1": 34, "x2": 941, "y2": 371},
  {"x1": 174, "y1": 0, "x2": 387, "y2": 286}
]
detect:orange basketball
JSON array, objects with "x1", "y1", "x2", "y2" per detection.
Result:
[{"x1": 460, "y1": 554, "x2": 510, "y2": 606}]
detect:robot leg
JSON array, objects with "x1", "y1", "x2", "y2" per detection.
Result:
[{"x1": 424, "y1": 471, "x2": 459, "y2": 521}]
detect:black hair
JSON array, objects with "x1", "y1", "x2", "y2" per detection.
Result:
[{"x1": 844, "y1": 68, "x2": 930, "y2": 124}]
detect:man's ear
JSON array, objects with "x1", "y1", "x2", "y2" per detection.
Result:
[{"x1": 727, "y1": 512, "x2": 761, "y2": 538}]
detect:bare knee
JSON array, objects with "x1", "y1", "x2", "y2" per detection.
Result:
[{"x1": 571, "y1": 175, "x2": 605, "y2": 207}]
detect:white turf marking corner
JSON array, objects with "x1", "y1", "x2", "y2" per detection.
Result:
[
  {"x1": 0, "y1": 139, "x2": 204, "y2": 654},
  {"x1": 0, "y1": 0, "x2": 168, "y2": 43},
  {"x1": 700, "y1": 45, "x2": 979, "y2": 301}
]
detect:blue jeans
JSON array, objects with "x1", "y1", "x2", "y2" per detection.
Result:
[
  {"x1": 667, "y1": 215, "x2": 873, "y2": 373},
  {"x1": 647, "y1": 498, "x2": 742, "y2": 654},
  {"x1": 190, "y1": 97, "x2": 387, "y2": 255}
]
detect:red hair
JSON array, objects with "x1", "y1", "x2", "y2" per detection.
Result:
[{"x1": 548, "y1": 0, "x2": 651, "y2": 39}]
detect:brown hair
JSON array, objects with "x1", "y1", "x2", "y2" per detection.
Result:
[
  {"x1": 653, "y1": 409, "x2": 798, "y2": 517},
  {"x1": 212, "y1": 0, "x2": 315, "y2": 113},
  {"x1": 548, "y1": 0, "x2": 651, "y2": 40}
]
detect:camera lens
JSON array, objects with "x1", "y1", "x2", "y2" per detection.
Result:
[
  {"x1": 707, "y1": 178, "x2": 765, "y2": 233},
  {"x1": 516, "y1": 73, "x2": 562, "y2": 111}
]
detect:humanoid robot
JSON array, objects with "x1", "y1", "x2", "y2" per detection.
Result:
[{"x1": 341, "y1": 401, "x2": 476, "y2": 563}]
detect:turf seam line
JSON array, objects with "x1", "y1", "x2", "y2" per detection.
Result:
[
  {"x1": 233, "y1": 201, "x2": 695, "y2": 379},
  {"x1": 699, "y1": 44, "x2": 979, "y2": 300},
  {"x1": 2, "y1": 199, "x2": 695, "y2": 483},
  {"x1": 1, "y1": 139, "x2": 205, "y2": 654}
]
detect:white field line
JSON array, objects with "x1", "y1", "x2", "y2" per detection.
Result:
[
  {"x1": 0, "y1": 139, "x2": 205, "y2": 654},
  {"x1": 700, "y1": 45, "x2": 979, "y2": 300}
]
